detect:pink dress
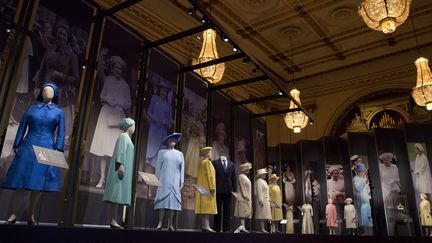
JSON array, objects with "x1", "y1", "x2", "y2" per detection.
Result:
[{"x1": 326, "y1": 203, "x2": 337, "y2": 227}]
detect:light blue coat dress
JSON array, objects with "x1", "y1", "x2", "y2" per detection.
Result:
[
  {"x1": 353, "y1": 175, "x2": 373, "y2": 227},
  {"x1": 154, "y1": 149, "x2": 184, "y2": 211},
  {"x1": 103, "y1": 133, "x2": 135, "y2": 206}
]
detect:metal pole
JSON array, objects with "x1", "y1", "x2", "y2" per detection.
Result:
[{"x1": 59, "y1": 8, "x2": 105, "y2": 226}]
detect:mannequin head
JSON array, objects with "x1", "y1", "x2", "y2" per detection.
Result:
[
  {"x1": 119, "y1": 118, "x2": 135, "y2": 135},
  {"x1": 239, "y1": 162, "x2": 252, "y2": 176},
  {"x1": 167, "y1": 138, "x2": 176, "y2": 148},
  {"x1": 162, "y1": 133, "x2": 182, "y2": 149},
  {"x1": 37, "y1": 83, "x2": 59, "y2": 104},
  {"x1": 420, "y1": 193, "x2": 428, "y2": 200},
  {"x1": 344, "y1": 198, "x2": 353, "y2": 205},
  {"x1": 256, "y1": 168, "x2": 267, "y2": 179},
  {"x1": 269, "y1": 174, "x2": 279, "y2": 184},
  {"x1": 127, "y1": 124, "x2": 135, "y2": 135},
  {"x1": 200, "y1": 146, "x2": 212, "y2": 160}
]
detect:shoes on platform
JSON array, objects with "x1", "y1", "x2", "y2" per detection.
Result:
[
  {"x1": 168, "y1": 226, "x2": 175, "y2": 231},
  {"x1": 202, "y1": 228, "x2": 215, "y2": 233},
  {"x1": 27, "y1": 219, "x2": 37, "y2": 226},
  {"x1": 5, "y1": 218, "x2": 16, "y2": 225},
  {"x1": 110, "y1": 223, "x2": 124, "y2": 229}
]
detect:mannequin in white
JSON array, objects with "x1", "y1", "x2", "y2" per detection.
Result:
[
  {"x1": 254, "y1": 168, "x2": 271, "y2": 233},
  {"x1": 234, "y1": 162, "x2": 253, "y2": 233},
  {"x1": 419, "y1": 193, "x2": 432, "y2": 236},
  {"x1": 344, "y1": 198, "x2": 357, "y2": 235},
  {"x1": 154, "y1": 133, "x2": 184, "y2": 231},
  {"x1": 301, "y1": 203, "x2": 314, "y2": 234}
]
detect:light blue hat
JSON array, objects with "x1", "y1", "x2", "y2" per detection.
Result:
[{"x1": 119, "y1": 118, "x2": 135, "y2": 131}]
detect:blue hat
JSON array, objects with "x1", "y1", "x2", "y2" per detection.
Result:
[
  {"x1": 119, "y1": 118, "x2": 135, "y2": 131},
  {"x1": 356, "y1": 163, "x2": 366, "y2": 173},
  {"x1": 37, "y1": 82, "x2": 60, "y2": 104},
  {"x1": 162, "y1": 133, "x2": 182, "y2": 145}
]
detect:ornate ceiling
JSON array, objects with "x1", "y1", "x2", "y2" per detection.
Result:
[{"x1": 93, "y1": 0, "x2": 432, "y2": 113}]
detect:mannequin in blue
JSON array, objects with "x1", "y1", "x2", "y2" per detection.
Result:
[{"x1": 2, "y1": 83, "x2": 65, "y2": 225}]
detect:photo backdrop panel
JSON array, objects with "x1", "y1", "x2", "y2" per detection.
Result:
[
  {"x1": 0, "y1": 0, "x2": 92, "y2": 223},
  {"x1": 403, "y1": 123, "x2": 432, "y2": 236},
  {"x1": 374, "y1": 128, "x2": 419, "y2": 236},
  {"x1": 75, "y1": 17, "x2": 141, "y2": 225},
  {"x1": 134, "y1": 48, "x2": 180, "y2": 229},
  {"x1": 347, "y1": 132, "x2": 384, "y2": 236},
  {"x1": 210, "y1": 91, "x2": 232, "y2": 161},
  {"x1": 299, "y1": 140, "x2": 326, "y2": 234},
  {"x1": 0, "y1": 0, "x2": 18, "y2": 54},
  {"x1": 178, "y1": 72, "x2": 208, "y2": 230},
  {"x1": 251, "y1": 118, "x2": 266, "y2": 171}
]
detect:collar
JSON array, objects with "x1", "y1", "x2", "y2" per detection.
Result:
[{"x1": 36, "y1": 102, "x2": 56, "y2": 110}]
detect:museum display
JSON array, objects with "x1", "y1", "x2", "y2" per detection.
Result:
[
  {"x1": 269, "y1": 173, "x2": 282, "y2": 233},
  {"x1": 301, "y1": 203, "x2": 314, "y2": 234},
  {"x1": 344, "y1": 198, "x2": 357, "y2": 235},
  {"x1": 254, "y1": 168, "x2": 271, "y2": 233},
  {"x1": 326, "y1": 198, "x2": 338, "y2": 235},
  {"x1": 233, "y1": 162, "x2": 252, "y2": 233}
]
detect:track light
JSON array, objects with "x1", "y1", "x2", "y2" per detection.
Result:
[
  {"x1": 187, "y1": 8, "x2": 196, "y2": 15},
  {"x1": 201, "y1": 17, "x2": 207, "y2": 23},
  {"x1": 309, "y1": 121, "x2": 314, "y2": 125},
  {"x1": 242, "y1": 57, "x2": 250, "y2": 64},
  {"x1": 278, "y1": 91, "x2": 283, "y2": 96},
  {"x1": 232, "y1": 46, "x2": 238, "y2": 52},
  {"x1": 222, "y1": 35, "x2": 229, "y2": 42},
  {"x1": 252, "y1": 66, "x2": 259, "y2": 73}
]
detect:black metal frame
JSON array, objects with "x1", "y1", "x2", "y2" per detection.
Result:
[{"x1": 210, "y1": 75, "x2": 267, "y2": 91}]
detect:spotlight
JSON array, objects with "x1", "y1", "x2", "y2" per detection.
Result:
[
  {"x1": 6, "y1": 28, "x2": 10, "y2": 33},
  {"x1": 196, "y1": 35, "x2": 201, "y2": 40},
  {"x1": 242, "y1": 57, "x2": 250, "y2": 64},
  {"x1": 222, "y1": 35, "x2": 229, "y2": 42},
  {"x1": 309, "y1": 121, "x2": 314, "y2": 125},
  {"x1": 278, "y1": 91, "x2": 283, "y2": 96},
  {"x1": 187, "y1": 8, "x2": 196, "y2": 15},
  {"x1": 232, "y1": 46, "x2": 238, "y2": 52},
  {"x1": 201, "y1": 17, "x2": 207, "y2": 23},
  {"x1": 252, "y1": 66, "x2": 259, "y2": 73},
  {"x1": 82, "y1": 65, "x2": 86, "y2": 70}
]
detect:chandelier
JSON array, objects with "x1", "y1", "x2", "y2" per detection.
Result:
[
  {"x1": 412, "y1": 57, "x2": 432, "y2": 110},
  {"x1": 284, "y1": 89, "x2": 308, "y2": 133},
  {"x1": 193, "y1": 29, "x2": 225, "y2": 84},
  {"x1": 358, "y1": 0, "x2": 412, "y2": 34}
]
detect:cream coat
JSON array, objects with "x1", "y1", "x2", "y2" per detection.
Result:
[
  {"x1": 234, "y1": 174, "x2": 252, "y2": 218},
  {"x1": 344, "y1": 204, "x2": 357, "y2": 229},
  {"x1": 254, "y1": 178, "x2": 271, "y2": 220},
  {"x1": 420, "y1": 199, "x2": 432, "y2": 226}
]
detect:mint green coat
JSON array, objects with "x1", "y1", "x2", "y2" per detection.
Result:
[{"x1": 103, "y1": 133, "x2": 135, "y2": 206}]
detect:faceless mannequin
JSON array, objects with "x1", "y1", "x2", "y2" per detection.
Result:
[
  {"x1": 234, "y1": 165, "x2": 251, "y2": 233},
  {"x1": 420, "y1": 193, "x2": 432, "y2": 236},
  {"x1": 7, "y1": 86, "x2": 55, "y2": 225},
  {"x1": 109, "y1": 124, "x2": 135, "y2": 229},
  {"x1": 200, "y1": 150, "x2": 215, "y2": 232},
  {"x1": 257, "y1": 172, "x2": 269, "y2": 233},
  {"x1": 269, "y1": 176, "x2": 281, "y2": 234},
  {"x1": 156, "y1": 138, "x2": 182, "y2": 231}
]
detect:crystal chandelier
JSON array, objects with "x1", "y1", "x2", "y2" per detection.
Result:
[
  {"x1": 284, "y1": 89, "x2": 308, "y2": 133},
  {"x1": 358, "y1": 0, "x2": 412, "y2": 34},
  {"x1": 193, "y1": 29, "x2": 225, "y2": 84},
  {"x1": 412, "y1": 57, "x2": 432, "y2": 110}
]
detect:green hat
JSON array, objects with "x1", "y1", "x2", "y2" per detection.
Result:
[{"x1": 119, "y1": 118, "x2": 135, "y2": 131}]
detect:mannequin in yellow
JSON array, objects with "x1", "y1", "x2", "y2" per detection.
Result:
[
  {"x1": 269, "y1": 173, "x2": 283, "y2": 233},
  {"x1": 195, "y1": 146, "x2": 217, "y2": 232}
]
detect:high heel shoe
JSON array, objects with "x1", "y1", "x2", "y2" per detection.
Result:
[
  {"x1": 156, "y1": 226, "x2": 162, "y2": 231},
  {"x1": 5, "y1": 218, "x2": 16, "y2": 225},
  {"x1": 96, "y1": 180, "x2": 105, "y2": 189},
  {"x1": 110, "y1": 223, "x2": 124, "y2": 229},
  {"x1": 27, "y1": 219, "x2": 37, "y2": 226},
  {"x1": 168, "y1": 226, "x2": 175, "y2": 231}
]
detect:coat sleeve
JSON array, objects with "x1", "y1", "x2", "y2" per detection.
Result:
[
  {"x1": 113, "y1": 134, "x2": 127, "y2": 164},
  {"x1": 155, "y1": 150, "x2": 163, "y2": 179},
  {"x1": 55, "y1": 109, "x2": 65, "y2": 151},
  {"x1": 257, "y1": 180, "x2": 264, "y2": 203},
  {"x1": 13, "y1": 107, "x2": 30, "y2": 149},
  {"x1": 180, "y1": 152, "x2": 185, "y2": 185},
  {"x1": 231, "y1": 163, "x2": 237, "y2": 192},
  {"x1": 207, "y1": 160, "x2": 216, "y2": 191},
  {"x1": 238, "y1": 176, "x2": 246, "y2": 199}
]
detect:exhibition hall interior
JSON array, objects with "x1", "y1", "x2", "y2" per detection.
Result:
[{"x1": 0, "y1": 0, "x2": 432, "y2": 242}]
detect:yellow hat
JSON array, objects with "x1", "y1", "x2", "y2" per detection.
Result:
[
  {"x1": 269, "y1": 173, "x2": 280, "y2": 181},
  {"x1": 200, "y1": 146, "x2": 212, "y2": 155}
]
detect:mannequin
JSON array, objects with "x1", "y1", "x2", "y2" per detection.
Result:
[
  {"x1": 234, "y1": 162, "x2": 252, "y2": 233},
  {"x1": 269, "y1": 174, "x2": 282, "y2": 233},
  {"x1": 102, "y1": 118, "x2": 135, "y2": 229},
  {"x1": 344, "y1": 198, "x2": 357, "y2": 235},
  {"x1": 420, "y1": 193, "x2": 432, "y2": 236},
  {"x1": 154, "y1": 133, "x2": 184, "y2": 231},
  {"x1": 326, "y1": 198, "x2": 338, "y2": 235},
  {"x1": 2, "y1": 83, "x2": 65, "y2": 225},
  {"x1": 414, "y1": 144, "x2": 432, "y2": 198},
  {"x1": 301, "y1": 203, "x2": 314, "y2": 234},
  {"x1": 212, "y1": 154, "x2": 236, "y2": 232},
  {"x1": 195, "y1": 146, "x2": 217, "y2": 232},
  {"x1": 254, "y1": 168, "x2": 271, "y2": 233},
  {"x1": 284, "y1": 204, "x2": 294, "y2": 234}
]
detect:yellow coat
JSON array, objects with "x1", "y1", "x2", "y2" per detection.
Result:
[
  {"x1": 420, "y1": 199, "x2": 432, "y2": 226},
  {"x1": 195, "y1": 158, "x2": 217, "y2": 214},
  {"x1": 269, "y1": 183, "x2": 283, "y2": 221}
]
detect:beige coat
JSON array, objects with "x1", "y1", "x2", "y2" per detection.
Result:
[
  {"x1": 254, "y1": 178, "x2": 271, "y2": 220},
  {"x1": 195, "y1": 158, "x2": 217, "y2": 214},
  {"x1": 344, "y1": 204, "x2": 357, "y2": 229},
  {"x1": 420, "y1": 199, "x2": 432, "y2": 226},
  {"x1": 234, "y1": 174, "x2": 252, "y2": 218}
]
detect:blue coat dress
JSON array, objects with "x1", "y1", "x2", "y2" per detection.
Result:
[
  {"x1": 154, "y1": 149, "x2": 184, "y2": 211},
  {"x1": 2, "y1": 102, "x2": 65, "y2": 192}
]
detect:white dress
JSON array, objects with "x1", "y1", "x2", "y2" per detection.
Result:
[
  {"x1": 254, "y1": 178, "x2": 271, "y2": 220},
  {"x1": 379, "y1": 163, "x2": 400, "y2": 207},
  {"x1": 414, "y1": 153, "x2": 432, "y2": 194},
  {"x1": 234, "y1": 174, "x2": 252, "y2": 218},
  {"x1": 90, "y1": 76, "x2": 131, "y2": 156},
  {"x1": 301, "y1": 203, "x2": 314, "y2": 234},
  {"x1": 344, "y1": 204, "x2": 357, "y2": 229}
]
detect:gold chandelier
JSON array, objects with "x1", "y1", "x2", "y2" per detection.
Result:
[
  {"x1": 193, "y1": 29, "x2": 225, "y2": 84},
  {"x1": 358, "y1": 0, "x2": 411, "y2": 34},
  {"x1": 412, "y1": 57, "x2": 432, "y2": 110},
  {"x1": 284, "y1": 89, "x2": 308, "y2": 133}
]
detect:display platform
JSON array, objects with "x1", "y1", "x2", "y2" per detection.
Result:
[{"x1": 0, "y1": 224, "x2": 430, "y2": 243}]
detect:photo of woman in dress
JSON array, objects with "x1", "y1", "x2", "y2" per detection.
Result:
[
  {"x1": 282, "y1": 163, "x2": 296, "y2": 206},
  {"x1": 90, "y1": 49, "x2": 132, "y2": 189}
]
